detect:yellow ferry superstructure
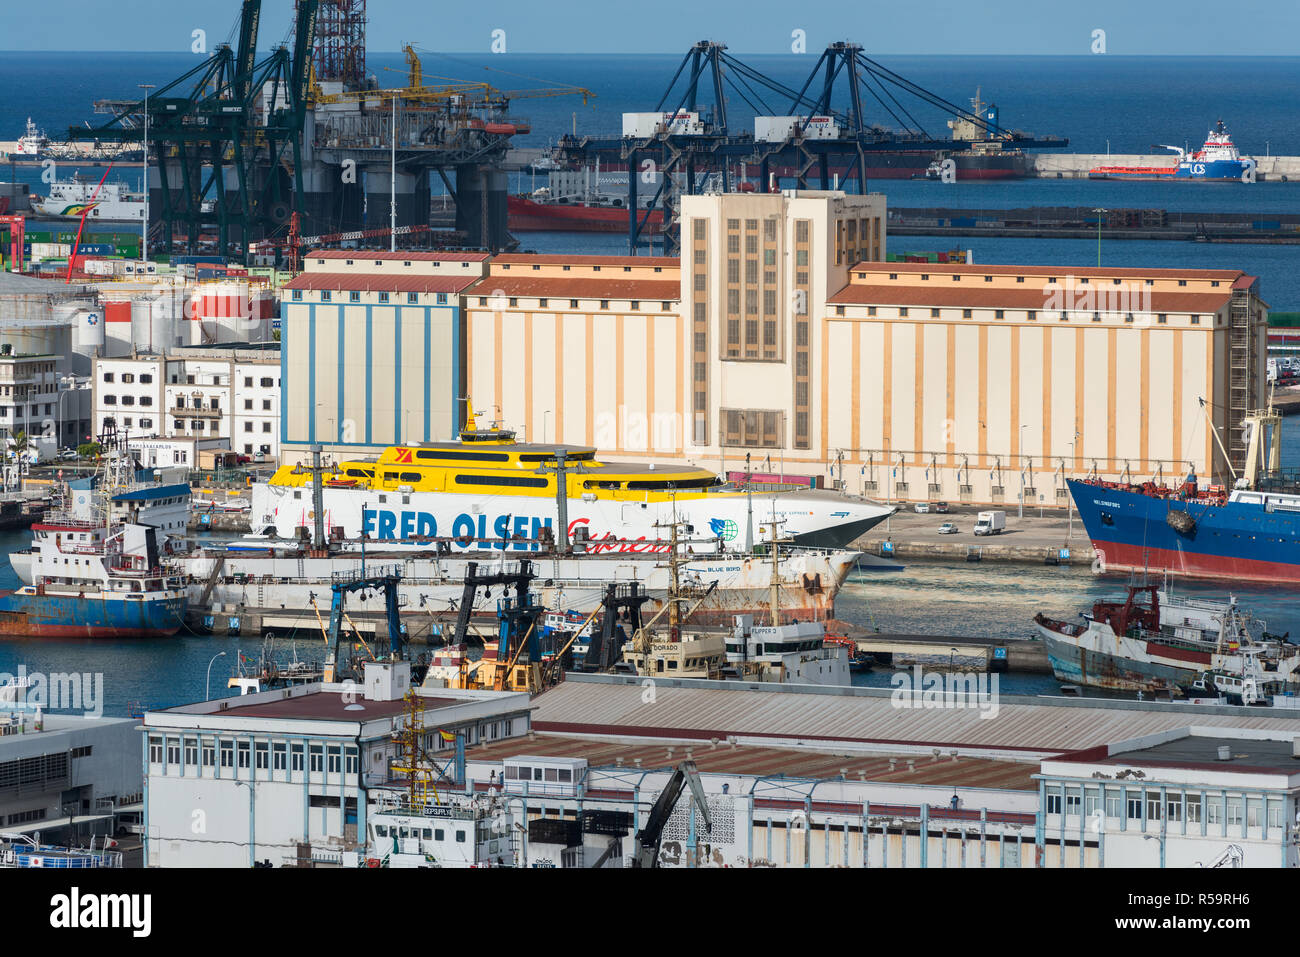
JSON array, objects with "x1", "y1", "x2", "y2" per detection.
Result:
[{"x1": 251, "y1": 418, "x2": 893, "y2": 553}]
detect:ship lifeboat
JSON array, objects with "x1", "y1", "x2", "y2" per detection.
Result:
[
  {"x1": 325, "y1": 478, "x2": 358, "y2": 488},
  {"x1": 483, "y1": 123, "x2": 517, "y2": 135}
]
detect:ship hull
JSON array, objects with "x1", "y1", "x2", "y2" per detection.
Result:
[
  {"x1": 0, "y1": 589, "x2": 187, "y2": 638},
  {"x1": 1036, "y1": 626, "x2": 1201, "y2": 693},
  {"x1": 249, "y1": 482, "x2": 892, "y2": 553},
  {"x1": 181, "y1": 549, "x2": 859, "y2": 626},
  {"x1": 1066, "y1": 479, "x2": 1300, "y2": 584},
  {"x1": 508, "y1": 195, "x2": 665, "y2": 233},
  {"x1": 1088, "y1": 160, "x2": 1253, "y2": 182}
]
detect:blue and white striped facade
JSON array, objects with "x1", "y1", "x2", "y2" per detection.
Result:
[{"x1": 278, "y1": 252, "x2": 488, "y2": 464}]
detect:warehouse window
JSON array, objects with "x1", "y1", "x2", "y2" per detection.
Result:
[
  {"x1": 321, "y1": 291, "x2": 332, "y2": 302},
  {"x1": 409, "y1": 293, "x2": 420, "y2": 304},
  {"x1": 538, "y1": 298, "x2": 548, "y2": 308},
  {"x1": 1190, "y1": 315, "x2": 1200, "y2": 325},
  {"x1": 994, "y1": 310, "x2": 1004, "y2": 319},
  {"x1": 1157, "y1": 314, "x2": 1167, "y2": 324},
  {"x1": 349, "y1": 292, "x2": 361, "y2": 303},
  {"x1": 867, "y1": 307, "x2": 876, "y2": 316},
  {"x1": 570, "y1": 299, "x2": 579, "y2": 308},
  {"x1": 962, "y1": 309, "x2": 971, "y2": 319},
  {"x1": 378, "y1": 292, "x2": 390, "y2": 303},
  {"x1": 292, "y1": 290, "x2": 303, "y2": 301},
  {"x1": 931, "y1": 308, "x2": 940, "y2": 318}
]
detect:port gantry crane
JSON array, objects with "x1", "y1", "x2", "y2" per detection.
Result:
[
  {"x1": 72, "y1": 0, "x2": 320, "y2": 260},
  {"x1": 557, "y1": 40, "x2": 1067, "y2": 255}
]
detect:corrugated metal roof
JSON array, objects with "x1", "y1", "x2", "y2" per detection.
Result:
[
  {"x1": 468, "y1": 733, "x2": 1037, "y2": 791},
  {"x1": 281, "y1": 272, "x2": 479, "y2": 293},
  {"x1": 531, "y1": 675, "x2": 1300, "y2": 755},
  {"x1": 848, "y1": 261, "x2": 1245, "y2": 281},
  {"x1": 467, "y1": 277, "x2": 680, "y2": 301},
  {"x1": 827, "y1": 284, "x2": 1232, "y2": 313}
]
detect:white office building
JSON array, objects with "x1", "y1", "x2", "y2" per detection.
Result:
[{"x1": 142, "y1": 663, "x2": 532, "y2": 868}]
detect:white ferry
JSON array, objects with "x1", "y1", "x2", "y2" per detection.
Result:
[
  {"x1": 34, "y1": 177, "x2": 146, "y2": 221},
  {"x1": 252, "y1": 410, "x2": 892, "y2": 554}
]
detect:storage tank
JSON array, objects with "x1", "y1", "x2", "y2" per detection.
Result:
[{"x1": 68, "y1": 305, "x2": 105, "y2": 356}]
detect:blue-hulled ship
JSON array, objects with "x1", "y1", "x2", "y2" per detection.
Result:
[
  {"x1": 1067, "y1": 406, "x2": 1300, "y2": 584},
  {"x1": 0, "y1": 451, "x2": 189, "y2": 638},
  {"x1": 1088, "y1": 120, "x2": 1256, "y2": 182}
]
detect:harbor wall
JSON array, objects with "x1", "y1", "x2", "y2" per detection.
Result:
[{"x1": 1031, "y1": 153, "x2": 1300, "y2": 180}]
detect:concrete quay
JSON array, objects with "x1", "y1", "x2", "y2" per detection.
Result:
[{"x1": 853, "y1": 506, "x2": 1096, "y2": 566}]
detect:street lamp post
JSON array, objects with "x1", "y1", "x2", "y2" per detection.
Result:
[
  {"x1": 234, "y1": 779, "x2": 256, "y2": 868},
  {"x1": 205, "y1": 651, "x2": 227, "y2": 700},
  {"x1": 1067, "y1": 431, "x2": 1080, "y2": 539},
  {"x1": 139, "y1": 84, "x2": 155, "y2": 262},
  {"x1": 1019, "y1": 425, "x2": 1028, "y2": 519},
  {"x1": 1092, "y1": 207, "x2": 1107, "y2": 268}
]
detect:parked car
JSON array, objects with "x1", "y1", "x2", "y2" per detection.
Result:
[
  {"x1": 236, "y1": 455, "x2": 252, "y2": 465},
  {"x1": 938, "y1": 522, "x2": 959, "y2": 535},
  {"x1": 56, "y1": 449, "x2": 79, "y2": 461},
  {"x1": 913, "y1": 502, "x2": 930, "y2": 513},
  {"x1": 934, "y1": 501, "x2": 950, "y2": 514}
]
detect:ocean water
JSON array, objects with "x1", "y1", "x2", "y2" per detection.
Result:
[{"x1": 4, "y1": 51, "x2": 1299, "y2": 304}]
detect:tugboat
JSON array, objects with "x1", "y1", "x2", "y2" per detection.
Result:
[{"x1": 1088, "y1": 120, "x2": 1256, "y2": 182}]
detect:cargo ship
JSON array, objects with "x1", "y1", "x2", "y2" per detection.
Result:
[
  {"x1": 508, "y1": 193, "x2": 665, "y2": 233},
  {"x1": 1088, "y1": 120, "x2": 1255, "y2": 182},
  {"x1": 1067, "y1": 406, "x2": 1300, "y2": 584}
]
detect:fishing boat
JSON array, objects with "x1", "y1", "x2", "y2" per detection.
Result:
[
  {"x1": 1033, "y1": 585, "x2": 1300, "y2": 696},
  {"x1": 0, "y1": 452, "x2": 188, "y2": 638}
]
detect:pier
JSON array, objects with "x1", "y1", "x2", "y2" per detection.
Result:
[{"x1": 853, "y1": 508, "x2": 1095, "y2": 566}]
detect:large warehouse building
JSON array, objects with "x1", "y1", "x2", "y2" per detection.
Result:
[{"x1": 278, "y1": 190, "x2": 1268, "y2": 502}]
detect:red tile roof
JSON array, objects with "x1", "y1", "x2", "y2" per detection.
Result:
[
  {"x1": 492, "y1": 253, "x2": 679, "y2": 268},
  {"x1": 828, "y1": 283, "x2": 1232, "y2": 314},
  {"x1": 849, "y1": 261, "x2": 1245, "y2": 281},
  {"x1": 310, "y1": 249, "x2": 489, "y2": 262},
  {"x1": 467, "y1": 276, "x2": 681, "y2": 301},
  {"x1": 282, "y1": 272, "x2": 480, "y2": 294}
]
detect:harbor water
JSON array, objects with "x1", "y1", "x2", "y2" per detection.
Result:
[{"x1": 5, "y1": 414, "x2": 1299, "y2": 712}]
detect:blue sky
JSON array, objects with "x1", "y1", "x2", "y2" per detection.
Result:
[{"x1": 3, "y1": 0, "x2": 1298, "y2": 54}]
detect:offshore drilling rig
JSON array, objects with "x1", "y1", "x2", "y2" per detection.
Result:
[{"x1": 73, "y1": 0, "x2": 563, "y2": 261}]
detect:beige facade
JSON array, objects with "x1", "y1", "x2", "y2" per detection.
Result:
[
  {"x1": 464, "y1": 254, "x2": 684, "y2": 453},
  {"x1": 317, "y1": 193, "x2": 1268, "y2": 506},
  {"x1": 824, "y1": 263, "x2": 1267, "y2": 503},
  {"x1": 679, "y1": 190, "x2": 887, "y2": 471}
]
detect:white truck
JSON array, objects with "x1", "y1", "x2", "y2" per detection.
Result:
[{"x1": 973, "y1": 510, "x2": 1006, "y2": 536}]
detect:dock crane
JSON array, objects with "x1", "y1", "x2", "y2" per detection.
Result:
[
  {"x1": 321, "y1": 566, "x2": 404, "y2": 683},
  {"x1": 588, "y1": 760, "x2": 711, "y2": 868}
]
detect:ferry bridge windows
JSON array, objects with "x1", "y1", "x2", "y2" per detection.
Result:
[
  {"x1": 309, "y1": 745, "x2": 324, "y2": 773},
  {"x1": 166, "y1": 738, "x2": 180, "y2": 766},
  {"x1": 202, "y1": 742, "x2": 215, "y2": 768},
  {"x1": 453, "y1": 474, "x2": 548, "y2": 489},
  {"x1": 327, "y1": 746, "x2": 342, "y2": 774},
  {"x1": 415, "y1": 449, "x2": 508, "y2": 462},
  {"x1": 220, "y1": 740, "x2": 234, "y2": 769},
  {"x1": 149, "y1": 736, "x2": 163, "y2": 764},
  {"x1": 255, "y1": 742, "x2": 269, "y2": 771},
  {"x1": 345, "y1": 748, "x2": 358, "y2": 775},
  {"x1": 291, "y1": 744, "x2": 304, "y2": 772},
  {"x1": 184, "y1": 739, "x2": 198, "y2": 767},
  {"x1": 237, "y1": 741, "x2": 250, "y2": 769}
]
